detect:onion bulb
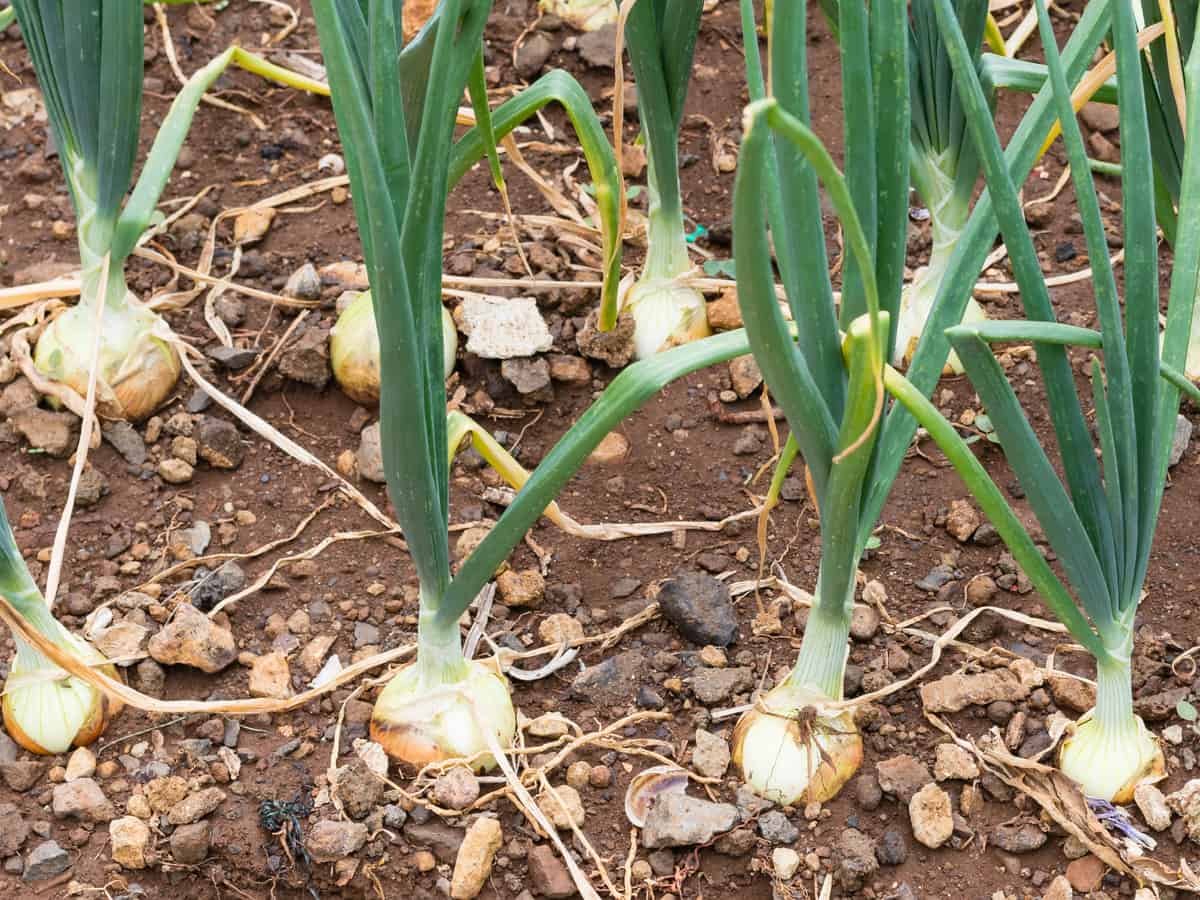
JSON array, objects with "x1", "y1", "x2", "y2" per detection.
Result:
[
  {"x1": 330, "y1": 291, "x2": 458, "y2": 404},
  {"x1": 370, "y1": 658, "x2": 515, "y2": 771},
  {"x1": 34, "y1": 297, "x2": 178, "y2": 422},
  {"x1": 624, "y1": 276, "x2": 711, "y2": 361},
  {"x1": 3, "y1": 629, "x2": 120, "y2": 755},
  {"x1": 1057, "y1": 712, "x2": 1164, "y2": 803},
  {"x1": 731, "y1": 682, "x2": 862, "y2": 805}
]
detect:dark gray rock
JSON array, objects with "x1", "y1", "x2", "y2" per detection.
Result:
[
  {"x1": 835, "y1": 828, "x2": 878, "y2": 892},
  {"x1": 876, "y1": 828, "x2": 908, "y2": 866},
  {"x1": 657, "y1": 572, "x2": 737, "y2": 646},
  {"x1": 23, "y1": 840, "x2": 69, "y2": 882},
  {"x1": 570, "y1": 650, "x2": 646, "y2": 704},
  {"x1": 757, "y1": 810, "x2": 799, "y2": 844}
]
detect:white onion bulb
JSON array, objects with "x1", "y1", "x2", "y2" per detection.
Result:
[
  {"x1": 731, "y1": 682, "x2": 862, "y2": 805},
  {"x1": 34, "y1": 297, "x2": 178, "y2": 422},
  {"x1": 1057, "y1": 712, "x2": 1164, "y2": 803},
  {"x1": 3, "y1": 632, "x2": 120, "y2": 755},
  {"x1": 370, "y1": 659, "x2": 515, "y2": 772},
  {"x1": 330, "y1": 291, "x2": 457, "y2": 404}
]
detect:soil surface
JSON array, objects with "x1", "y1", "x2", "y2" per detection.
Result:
[{"x1": 0, "y1": 2, "x2": 1198, "y2": 900}]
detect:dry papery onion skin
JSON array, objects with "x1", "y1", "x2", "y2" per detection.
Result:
[
  {"x1": 370, "y1": 658, "x2": 516, "y2": 772},
  {"x1": 731, "y1": 683, "x2": 863, "y2": 805}
]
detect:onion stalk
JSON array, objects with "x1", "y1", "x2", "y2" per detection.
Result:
[
  {"x1": 313, "y1": 0, "x2": 757, "y2": 771},
  {"x1": 0, "y1": 500, "x2": 119, "y2": 754},
  {"x1": 615, "y1": 0, "x2": 712, "y2": 358},
  {"x1": 897, "y1": 0, "x2": 991, "y2": 372},
  {"x1": 11, "y1": 2, "x2": 250, "y2": 421},
  {"x1": 729, "y1": 0, "x2": 1113, "y2": 804},
  {"x1": 883, "y1": 0, "x2": 1200, "y2": 801}
]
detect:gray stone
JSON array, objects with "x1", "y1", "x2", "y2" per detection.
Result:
[
  {"x1": 306, "y1": 820, "x2": 368, "y2": 863},
  {"x1": 515, "y1": 32, "x2": 554, "y2": 79},
  {"x1": 1170, "y1": 414, "x2": 1193, "y2": 467},
  {"x1": 337, "y1": 758, "x2": 385, "y2": 820},
  {"x1": 570, "y1": 650, "x2": 646, "y2": 704},
  {"x1": 284, "y1": 263, "x2": 322, "y2": 301},
  {"x1": 353, "y1": 621, "x2": 380, "y2": 648},
  {"x1": 52, "y1": 778, "x2": 115, "y2": 823},
  {"x1": 990, "y1": 820, "x2": 1047, "y2": 853},
  {"x1": 576, "y1": 24, "x2": 616, "y2": 68},
  {"x1": 206, "y1": 345, "x2": 260, "y2": 371},
  {"x1": 197, "y1": 417, "x2": 244, "y2": 469},
  {"x1": 357, "y1": 422, "x2": 385, "y2": 483},
  {"x1": 691, "y1": 729, "x2": 730, "y2": 778},
  {"x1": 688, "y1": 666, "x2": 755, "y2": 705},
  {"x1": 170, "y1": 822, "x2": 210, "y2": 864},
  {"x1": 10, "y1": 407, "x2": 77, "y2": 457},
  {"x1": 500, "y1": 357, "x2": 552, "y2": 395},
  {"x1": 23, "y1": 840, "x2": 69, "y2": 881},
  {"x1": 641, "y1": 794, "x2": 738, "y2": 848},
  {"x1": 0, "y1": 731, "x2": 17, "y2": 764},
  {"x1": 0, "y1": 803, "x2": 29, "y2": 856},
  {"x1": 278, "y1": 324, "x2": 332, "y2": 389},
  {"x1": 876, "y1": 755, "x2": 933, "y2": 803},
  {"x1": 657, "y1": 572, "x2": 737, "y2": 646},
  {"x1": 835, "y1": 828, "x2": 878, "y2": 892},
  {"x1": 875, "y1": 828, "x2": 907, "y2": 866},
  {"x1": 757, "y1": 810, "x2": 799, "y2": 844},
  {"x1": 403, "y1": 822, "x2": 464, "y2": 864},
  {"x1": 102, "y1": 421, "x2": 147, "y2": 465}
]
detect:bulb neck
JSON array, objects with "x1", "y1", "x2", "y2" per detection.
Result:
[
  {"x1": 640, "y1": 153, "x2": 691, "y2": 283},
  {"x1": 10, "y1": 597, "x2": 70, "y2": 673},
  {"x1": 415, "y1": 604, "x2": 469, "y2": 691},
  {"x1": 1093, "y1": 654, "x2": 1137, "y2": 740},
  {"x1": 787, "y1": 584, "x2": 854, "y2": 700},
  {"x1": 78, "y1": 256, "x2": 131, "y2": 315}
]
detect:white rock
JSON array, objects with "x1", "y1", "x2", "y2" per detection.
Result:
[
  {"x1": 65, "y1": 747, "x2": 96, "y2": 782},
  {"x1": 353, "y1": 739, "x2": 389, "y2": 778},
  {"x1": 772, "y1": 847, "x2": 801, "y2": 880},
  {"x1": 933, "y1": 743, "x2": 980, "y2": 782},
  {"x1": 451, "y1": 817, "x2": 502, "y2": 900},
  {"x1": 109, "y1": 816, "x2": 151, "y2": 869},
  {"x1": 459, "y1": 296, "x2": 553, "y2": 359},
  {"x1": 908, "y1": 782, "x2": 953, "y2": 849},
  {"x1": 1134, "y1": 782, "x2": 1172, "y2": 831},
  {"x1": 1042, "y1": 874, "x2": 1073, "y2": 900}
]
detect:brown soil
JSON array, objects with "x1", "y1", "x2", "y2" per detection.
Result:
[{"x1": 0, "y1": 2, "x2": 1197, "y2": 900}]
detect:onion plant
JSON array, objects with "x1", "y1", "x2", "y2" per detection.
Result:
[
  {"x1": 329, "y1": 67, "x2": 623, "y2": 404},
  {"x1": 615, "y1": 0, "x2": 712, "y2": 359},
  {"x1": 0, "y1": 498, "x2": 120, "y2": 754},
  {"x1": 884, "y1": 0, "x2": 1200, "y2": 802},
  {"x1": 11, "y1": 2, "x2": 302, "y2": 421},
  {"x1": 728, "y1": 0, "x2": 1114, "y2": 804},
  {"x1": 313, "y1": 0, "x2": 762, "y2": 770},
  {"x1": 896, "y1": 0, "x2": 990, "y2": 372}
]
